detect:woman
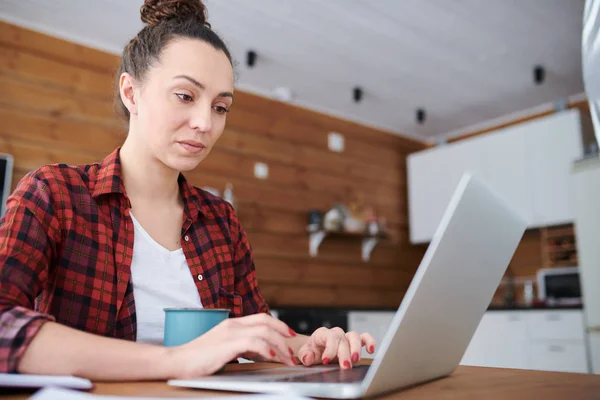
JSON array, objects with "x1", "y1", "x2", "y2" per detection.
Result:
[{"x1": 0, "y1": 0, "x2": 376, "y2": 380}]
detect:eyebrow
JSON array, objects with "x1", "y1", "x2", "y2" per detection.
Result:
[{"x1": 173, "y1": 74, "x2": 234, "y2": 99}]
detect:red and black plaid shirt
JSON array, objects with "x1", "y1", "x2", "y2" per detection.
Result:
[{"x1": 0, "y1": 147, "x2": 269, "y2": 372}]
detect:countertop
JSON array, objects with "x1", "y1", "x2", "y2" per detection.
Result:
[
  {"x1": 4, "y1": 362, "x2": 600, "y2": 400},
  {"x1": 487, "y1": 303, "x2": 583, "y2": 311}
]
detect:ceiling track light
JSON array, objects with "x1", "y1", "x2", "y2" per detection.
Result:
[
  {"x1": 534, "y1": 65, "x2": 545, "y2": 85},
  {"x1": 246, "y1": 50, "x2": 257, "y2": 68},
  {"x1": 353, "y1": 87, "x2": 363, "y2": 103},
  {"x1": 416, "y1": 108, "x2": 426, "y2": 124}
]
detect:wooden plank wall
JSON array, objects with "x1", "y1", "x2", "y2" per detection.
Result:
[{"x1": 0, "y1": 21, "x2": 428, "y2": 309}]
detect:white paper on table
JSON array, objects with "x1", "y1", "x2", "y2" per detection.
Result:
[
  {"x1": 29, "y1": 386, "x2": 315, "y2": 400},
  {"x1": 0, "y1": 373, "x2": 93, "y2": 390}
]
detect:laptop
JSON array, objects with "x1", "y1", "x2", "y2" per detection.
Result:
[{"x1": 168, "y1": 172, "x2": 527, "y2": 399}]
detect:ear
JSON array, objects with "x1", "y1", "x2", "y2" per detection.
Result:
[{"x1": 119, "y1": 72, "x2": 138, "y2": 116}]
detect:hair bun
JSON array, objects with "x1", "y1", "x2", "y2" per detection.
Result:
[{"x1": 140, "y1": 0, "x2": 209, "y2": 27}]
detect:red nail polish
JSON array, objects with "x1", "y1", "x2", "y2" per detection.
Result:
[
  {"x1": 343, "y1": 361, "x2": 351, "y2": 369},
  {"x1": 302, "y1": 354, "x2": 308, "y2": 364},
  {"x1": 289, "y1": 347, "x2": 294, "y2": 357},
  {"x1": 289, "y1": 328, "x2": 297, "y2": 337},
  {"x1": 352, "y1": 353, "x2": 359, "y2": 363},
  {"x1": 369, "y1": 345, "x2": 375, "y2": 353},
  {"x1": 269, "y1": 349, "x2": 276, "y2": 357},
  {"x1": 322, "y1": 358, "x2": 331, "y2": 365}
]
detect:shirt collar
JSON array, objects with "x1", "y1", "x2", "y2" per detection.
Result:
[
  {"x1": 91, "y1": 147, "x2": 126, "y2": 198},
  {"x1": 91, "y1": 147, "x2": 210, "y2": 218}
]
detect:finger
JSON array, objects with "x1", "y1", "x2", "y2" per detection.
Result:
[
  {"x1": 297, "y1": 342, "x2": 321, "y2": 366},
  {"x1": 235, "y1": 325, "x2": 296, "y2": 366},
  {"x1": 232, "y1": 313, "x2": 296, "y2": 338},
  {"x1": 345, "y1": 331, "x2": 363, "y2": 364},
  {"x1": 361, "y1": 333, "x2": 377, "y2": 354},
  {"x1": 336, "y1": 335, "x2": 352, "y2": 369},
  {"x1": 237, "y1": 337, "x2": 278, "y2": 364},
  {"x1": 319, "y1": 328, "x2": 345, "y2": 365},
  {"x1": 309, "y1": 327, "x2": 330, "y2": 348}
]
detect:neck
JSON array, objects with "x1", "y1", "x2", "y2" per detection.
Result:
[{"x1": 119, "y1": 136, "x2": 180, "y2": 204}]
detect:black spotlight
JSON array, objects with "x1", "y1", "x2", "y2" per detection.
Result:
[
  {"x1": 353, "y1": 87, "x2": 363, "y2": 103},
  {"x1": 534, "y1": 65, "x2": 545, "y2": 85},
  {"x1": 246, "y1": 50, "x2": 257, "y2": 68},
  {"x1": 416, "y1": 108, "x2": 426, "y2": 124}
]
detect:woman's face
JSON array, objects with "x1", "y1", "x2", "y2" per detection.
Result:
[{"x1": 123, "y1": 37, "x2": 234, "y2": 172}]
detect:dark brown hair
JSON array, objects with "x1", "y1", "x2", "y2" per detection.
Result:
[{"x1": 115, "y1": 0, "x2": 233, "y2": 120}]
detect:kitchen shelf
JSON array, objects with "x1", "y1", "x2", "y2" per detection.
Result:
[
  {"x1": 308, "y1": 229, "x2": 388, "y2": 262},
  {"x1": 549, "y1": 260, "x2": 579, "y2": 268},
  {"x1": 548, "y1": 244, "x2": 577, "y2": 253},
  {"x1": 544, "y1": 227, "x2": 577, "y2": 239},
  {"x1": 540, "y1": 224, "x2": 578, "y2": 268}
]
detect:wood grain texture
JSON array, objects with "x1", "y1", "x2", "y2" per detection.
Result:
[
  {"x1": 4, "y1": 362, "x2": 600, "y2": 400},
  {"x1": 509, "y1": 229, "x2": 544, "y2": 277},
  {"x1": 0, "y1": 20, "x2": 427, "y2": 308}
]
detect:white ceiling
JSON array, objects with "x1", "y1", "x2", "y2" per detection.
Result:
[{"x1": 0, "y1": 0, "x2": 587, "y2": 141}]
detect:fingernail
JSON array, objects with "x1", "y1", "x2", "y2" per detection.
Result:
[
  {"x1": 292, "y1": 357, "x2": 299, "y2": 365},
  {"x1": 289, "y1": 328, "x2": 297, "y2": 337},
  {"x1": 369, "y1": 345, "x2": 375, "y2": 353},
  {"x1": 322, "y1": 358, "x2": 331, "y2": 365},
  {"x1": 289, "y1": 347, "x2": 294, "y2": 357},
  {"x1": 343, "y1": 361, "x2": 351, "y2": 369},
  {"x1": 269, "y1": 349, "x2": 276, "y2": 358},
  {"x1": 352, "y1": 353, "x2": 359, "y2": 363},
  {"x1": 302, "y1": 354, "x2": 308, "y2": 364}
]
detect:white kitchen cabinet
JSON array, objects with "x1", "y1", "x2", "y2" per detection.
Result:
[
  {"x1": 461, "y1": 312, "x2": 529, "y2": 370},
  {"x1": 525, "y1": 110, "x2": 583, "y2": 227},
  {"x1": 481, "y1": 312, "x2": 530, "y2": 369},
  {"x1": 478, "y1": 127, "x2": 533, "y2": 226},
  {"x1": 407, "y1": 137, "x2": 483, "y2": 244},
  {"x1": 347, "y1": 311, "x2": 395, "y2": 359},
  {"x1": 588, "y1": 331, "x2": 600, "y2": 374},
  {"x1": 461, "y1": 320, "x2": 487, "y2": 366},
  {"x1": 526, "y1": 310, "x2": 585, "y2": 341},
  {"x1": 525, "y1": 310, "x2": 588, "y2": 373},
  {"x1": 572, "y1": 157, "x2": 600, "y2": 376},
  {"x1": 407, "y1": 109, "x2": 583, "y2": 244},
  {"x1": 460, "y1": 310, "x2": 588, "y2": 373},
  {"x1": 528, "y1": 341, "x2": 588, "y2": 373}
]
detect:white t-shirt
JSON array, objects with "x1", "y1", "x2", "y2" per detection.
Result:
[{"x1": 129, "y1": 212, "x2": 203, "y2": 345}]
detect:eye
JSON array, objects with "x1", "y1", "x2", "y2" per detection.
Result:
[
  {"x1": 176, "y1": 93, "x2": 194, "y2": 103},
  {"x1": 213, "y1": 105, "x2": 229, "y2": 115}
]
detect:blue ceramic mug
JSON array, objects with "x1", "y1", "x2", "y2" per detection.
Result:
[{"x1": 163, "y1": 308, "x2": 230, "y2": 347}]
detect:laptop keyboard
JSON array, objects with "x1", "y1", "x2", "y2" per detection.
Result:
[{"x1": 270, "y1": 364, "x2": 370, "y2": 383}]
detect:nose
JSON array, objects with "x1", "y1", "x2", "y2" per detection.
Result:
[{"x1": 189, "y1": 102, "x2": 212, "y2": 133}]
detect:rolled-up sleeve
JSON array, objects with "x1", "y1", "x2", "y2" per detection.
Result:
[{"x1": 0, "y1": 175, "x2": 59, "y2": 372}]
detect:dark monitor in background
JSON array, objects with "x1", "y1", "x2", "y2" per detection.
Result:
[{"x1": 0, "y1": 154, "x2": 14, "y2": 218}]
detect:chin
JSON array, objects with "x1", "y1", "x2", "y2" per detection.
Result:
[{"x1": 165, "y1": 154, "x2": 206, "y2": 173}]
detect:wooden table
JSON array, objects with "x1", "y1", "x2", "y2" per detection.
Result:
[{"x1": 4, "y1": 361, "x2": 600, "y2": 399}]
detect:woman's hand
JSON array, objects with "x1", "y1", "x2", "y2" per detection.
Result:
[
  {"x1": 297, "y1": 327, "x2": 376, "y2": 369},
  {"x1": 165, "y1": 313, "x2": 297, "y2": 378}
]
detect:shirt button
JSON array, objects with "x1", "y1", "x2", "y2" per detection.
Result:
[
  {"x1": 197, "y1": 274, "x2": 203, "y2": 281},
  {"x1": 184, "y1": 235, "x2": 189, "y2": 242}
]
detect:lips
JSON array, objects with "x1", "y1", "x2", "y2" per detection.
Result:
[
  {"x1": 178, "y1": 140, "x2": 205, "y2": 149},
  {"x1": 177, "y1": 140, "x2": 206, "y2": 154}
]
